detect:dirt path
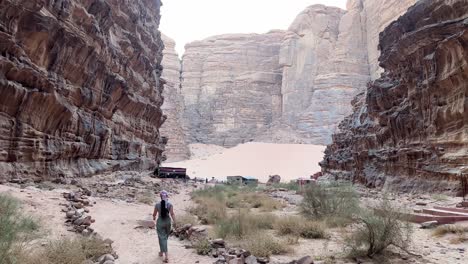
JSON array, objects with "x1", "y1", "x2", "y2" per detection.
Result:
[{"x1": 91, "y1": 186, "x2": 212, "y2": 264}]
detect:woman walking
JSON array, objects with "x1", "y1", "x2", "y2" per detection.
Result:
[{"x1": 153, "y1": 190, "x2": 176, "y2": 263}]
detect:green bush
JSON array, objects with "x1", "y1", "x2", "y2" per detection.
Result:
[
  {"x1": 301, "y1": 183, "x2": 359, "y2": 222},
  {"x1": 346, "y1": 199, "x2": 412, "y2": 257},
  {"x1": 0, "y1": 193, "x2": 40, "y2": 263}
]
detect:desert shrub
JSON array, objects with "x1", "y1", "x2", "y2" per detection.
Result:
[
  {"x1": 430, "y1": 194, "x2": 449, "y2": 202},
  {"x1": 192, "y1": 185, "x2": 282, "y2": 212},
  {"x1": 248, "y1": 213, "x2": 277, "y2": 229},
  {"x1": 432, "y1": 224, "x2": 468, "y2": 237},
  {"x1": 450, "y1": 233, "x2": 468, "y2": 244},
  {"x1": 137, "y1": 191, "x2": 154, "y2": 205},
  {"x1": 274, "y1": 216, "x2": 326, "y2": 239},
  {"x1": 178, "y1": 214, "x2": 199, "y2": 226},
  {"x1": 346, "y1": 199, "x2": 412, "y2": 257},
  {"x1": 215, "y1": 210, "x2": 277, "y2": 239},
  {"x1": 0, "y1": 193, "x2": 40, "y2": 263},
  {"x1": 28, "y1": 237, "x2": 112, "y2": 264},
  {"x1": 301, "y1": 183, "x2": 359, "y2": 222},
  {"x1": 300, "y1": 221, "x2": 327, "y2": 239},
  {"x1": 240, "y1": 233, "x2": 291, "y2": 257},
  {"x1": 194, "y1": 238, "x2": 211, "y2": 255},
  {"x1": 189, "y1": 197, "x2": 227, "y2": 225},
  {"x1": 271, "y1": 182, "x2": 300, "y2": 191}
]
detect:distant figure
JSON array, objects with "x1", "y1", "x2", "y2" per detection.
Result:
[
  {"x1": 205, "y1": 178, "x2": 208, "y2": 184},
  {"x1": 152, "y1": 190, "x2": 176, "y2": 263}
]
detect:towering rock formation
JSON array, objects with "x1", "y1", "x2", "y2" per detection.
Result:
[
  {"x1": 278, "y1": 3, "x2": 369, "y2": 144},
  {"x1": 179, "y1": 0, "x2": 418, "y2": 147},
  {"x1": 0, "y1": 0, "x2": 165, "y2": 181},
  {"x1": 321, "y1": 0, "x2": 468, "y2": 191},
  {"x1": 360, "y1": 0, "x2": 419, "y2": 79},
  {"x1": 160, "y1": 35, "x2": 190, "y2": 162},
  {"x1": 181, "y1": 31, "x2": 285, "y2": 146}
]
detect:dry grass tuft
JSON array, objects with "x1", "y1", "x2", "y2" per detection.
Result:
[
  {"x1": 274, "y1": 216, "x2": 326, "y2": 239},
  {"x1": 240, "y1": 233, "x2": 292, "y2": 258},
  {"x1": 433, "y1": 224, "x2": 468, "y2": 237},
  {"x1": 178, "y1": 213, "x2": 199, "y2": 226}
]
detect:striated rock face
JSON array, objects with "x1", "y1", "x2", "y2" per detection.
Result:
[
  {"x1": 360, "y1": 0, "x2": 418, "y2": 80},
  {"x1": 179, "y1": 0, "x2": 419, "y2": 147},
  {"x1": 160, "y1": 35, "x2": 190, "y2": 162},
  {"x1": 321, "y1": 0, "x2": 468, "y2": 191},
  {"x1": 181, "y1": 31, "x2": 285, "y2": 146},
  {"x1": 0, "y1": 0, "x2": 165, "y2": 181},
  {"x1": 278, "y1": 3, "x2": 369, "y2": 144}
]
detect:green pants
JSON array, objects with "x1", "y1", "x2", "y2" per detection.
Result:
[{"x1": 156, "y1": 217, "x2": 171, "y2": 252}]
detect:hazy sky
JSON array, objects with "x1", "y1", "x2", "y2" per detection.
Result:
[{"x1": 159, "y1": 0, "x2": 348, "y2": 55}]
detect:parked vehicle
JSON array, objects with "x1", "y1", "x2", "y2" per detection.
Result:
[{"x1": 153, "y1": 167, "x2": 187, "y2": 179}]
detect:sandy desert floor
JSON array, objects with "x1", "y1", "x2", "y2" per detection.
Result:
[
  {"x1": 1, "y1": 178, "x2": 468, "y2": 264},
  {"x1": 164, "y1": 143, "x2": 326, "y2": 182}
]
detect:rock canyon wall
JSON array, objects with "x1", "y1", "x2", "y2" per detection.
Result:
[
  {"x1": 173, "y1": 0, "x2": 418, "y2": 149},
  {"x1": 0, "y1": 0, "x2": 165, "y2": 181},
  {"x1": 160, "y1": 35, "x2": 190, "y2": 162},
  {"x1": 181, "y1": 31, "x2": 285, "y2": 146},
  {"x1": 321, "y1": 0, "x2": 468, "y2": 191}
]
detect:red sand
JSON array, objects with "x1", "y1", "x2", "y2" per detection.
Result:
[{"x1": 164, "y1": 143, "x2": 326, "y2": 182}]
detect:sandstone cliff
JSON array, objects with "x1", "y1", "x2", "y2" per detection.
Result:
[
  {"x1": 320, "y1": 0, "x2": 468, "y2": 191},
  {"x1": 160, "y1": 35, "x2": 190, "y2": 162},
  {"x1": 360, "y1": 0, "x2": 418, "y2": 79},
  {"x1": 179, "y1": 0, "x2": 419, "y2": 147},
  {"x1": 181, "y1": 31, "x2": 285, "y2": 146},
  {"x1": 278, "y1": 3, "x2": 368, "y2": 144},
  {"x1": 0, "y1": 0, "x2": 165, "y2": 181}
]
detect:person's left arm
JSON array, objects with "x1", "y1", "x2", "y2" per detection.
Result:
[{"x1": 152, "y1": 206, "x2": 158, "y2": 221}]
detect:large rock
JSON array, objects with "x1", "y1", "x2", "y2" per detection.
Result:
[
  {"x1": 181, "y1": 31, "x2": 286, "y2": 146},
  {"x1": 0, "y1": 0, "x2": 165, "y2": 181},
  {"x1": 320, "y1": 0, "x2": 468, "y2": 192},
  {"x1": 160, "y1": 35, "x2": 190, "y2": 162}
]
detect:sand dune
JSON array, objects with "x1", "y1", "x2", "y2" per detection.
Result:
[{"x1": 163, "y1": 142, "x2": 325, "y2": 183}]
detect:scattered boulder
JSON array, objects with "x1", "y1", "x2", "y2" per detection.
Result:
[
  {"x1": 267, "y1": 175, "x2": 281, "y2": 185},
  {"x1": 296, "y1": 256, "x2": 313, "y2": 264},
  {"x1": 420, "y1": 221, "x2": 438, "y2": 229}
]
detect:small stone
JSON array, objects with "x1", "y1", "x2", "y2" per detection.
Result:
[
  {"x1": 297, "y1": 256, "x2": 313, "y2": 264},
  {"x1": 98, "y1": 253, "x2": 115, "y2": 263},
  {"x1": 66, "y1": 211, "x2": 75, "y2": 218},
  {"x1": 73, "y1": 202, "x2": 84, "y2": 209},
  {"x1": 296, "y1": 256, "x2": 314, "y2": 264},
  {"x1": 420, "y1": 221, "x2": 438, "y2": 229},
  {"x1": 73, "y1": 217, "x2": 85, "y2": 226},
  {"x1": 245, "y1": 255, "x2": 258, "y2": 264}
]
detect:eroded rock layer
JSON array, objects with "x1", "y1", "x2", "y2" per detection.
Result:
[
  {"x1": 181, "y1": 31, "x2": 285, "y2": 146},
  {"x1": 0, "y1": 0, "x2": 165, "y2": 181},
  {"x1": 180, "y1": 0, "x2": 419, "y2": 147},
  {"x1": 321, "y1": 0, "x2": 468, "y2": 191},
  {"x1": 160, "y1": 35, "x2": 190, "y2": 162}
]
